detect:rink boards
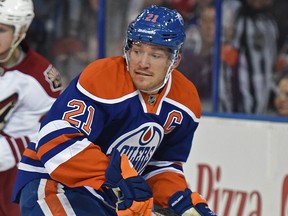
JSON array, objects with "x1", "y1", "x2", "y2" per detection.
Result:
[{"x1": 184, "y1": 116, "x2": 288, "y2": 216}]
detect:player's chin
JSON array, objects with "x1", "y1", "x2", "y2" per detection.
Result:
[
  {"x1": 136, "y1": 84, "x2": 155, "y2": 93},
  {"x1": 133, "y1": 79, "x2": 151, "y2": 90},
  {"x1": 136, "y1": 85, "x2": 150, "y2": 92}
]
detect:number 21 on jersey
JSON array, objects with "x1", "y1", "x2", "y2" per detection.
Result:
[{"x1": 62, "y1": 99, "x2": 94, "y2": 135}]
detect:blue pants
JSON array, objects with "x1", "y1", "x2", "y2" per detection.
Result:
[{"x1": 19, "y1": 179, "x2": 116, "y2": 216}]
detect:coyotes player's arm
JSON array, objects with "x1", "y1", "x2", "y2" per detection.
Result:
[
  {"x1": 146, "y1": 171, "x2": 188, "y2": 208},
  {"x1": 0, "y1": 93, "x2": 30, "y2": 171},
  {"x1": 0, "y1": 135, "x2": 30, "y2": 171}
]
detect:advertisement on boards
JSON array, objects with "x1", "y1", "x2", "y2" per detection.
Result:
[{"x1": 184, "y1": 117, "x2": 288, "y2": 216}]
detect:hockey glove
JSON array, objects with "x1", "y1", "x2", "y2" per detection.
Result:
[
  {"x1": 104, "y1": 149, "x2": 153, "y2": 216},
  {"x1": 168, "y1": 188, "x2": 217, "y2": 216}
]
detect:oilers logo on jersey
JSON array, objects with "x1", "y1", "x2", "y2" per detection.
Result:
[{"x1": 107, "y1": 122, "x2": 164, "y2": 173}]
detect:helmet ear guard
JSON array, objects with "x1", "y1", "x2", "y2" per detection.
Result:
[{"x1": 173, "y1": 52, "x2": 182, "y2": 67}]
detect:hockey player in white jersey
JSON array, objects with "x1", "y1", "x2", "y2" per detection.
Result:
[{"x1": 0, "y1": 0, "x2": 63, "y2": 215}]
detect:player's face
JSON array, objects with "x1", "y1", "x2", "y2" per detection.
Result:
[
  {"x1": 0, "y1": 23, "x2": 14, "y2": 59},
  {"x1": 274, "y1": 78, "x2": 288, "y2": 116},
  {"x1": 128, "y1": 43, "x2": 171, "y2": 94}
]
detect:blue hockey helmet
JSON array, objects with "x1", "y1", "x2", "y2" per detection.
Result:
[{"x1": 125, "y1": 5, "x2": 186, "y2": 54}]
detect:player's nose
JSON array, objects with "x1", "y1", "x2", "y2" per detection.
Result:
[{"x1": 139, "y1": 53, "x2": 150, "y2": 68}]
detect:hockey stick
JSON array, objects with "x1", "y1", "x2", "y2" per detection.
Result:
[
  {"x1": 153, "y1": 205, "x2": 208, "y2": 216},
  {"x1": 153, "y1": 205, "x2": 179, "y2": 216}
]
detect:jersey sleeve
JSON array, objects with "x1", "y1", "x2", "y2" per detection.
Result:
[
  {"x1": 35, "y1": 77, "x2": 110, "y2": 189},
  {"x1": 146, "y1": 170, "x2": 188, "y2": 208}
]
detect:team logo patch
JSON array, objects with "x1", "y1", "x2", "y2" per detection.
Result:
[
  {"x1": 44, "y1": 65, "x2": 63, "y2": 91},
  {"x1": 0, "y1": 93, "x2": 18, "y2": 131},
  {"x1": 107, "y1": 122, "x2": 164, "y2": 173}
]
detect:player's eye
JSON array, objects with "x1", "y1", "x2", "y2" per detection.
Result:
[
  {"x1": 131, "y1": 46, "x2": 143, "y2": 55},
  {"x1": 0, "y1": 25, "x2": 13, "y2": 33},
  {"x1": 151, "y1": 53, "x2": 161, "y2": 59},
  {"x1": 0, "y1": 27, "x2": 7, "y2": 33}
]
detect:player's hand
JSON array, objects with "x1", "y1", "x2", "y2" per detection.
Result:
[
  {"x1": 104, "y1": 149, "x2": 153, "y2": 216},
  {"x1": 168, "y1": 188, "x2": 217, "y2": 216}
]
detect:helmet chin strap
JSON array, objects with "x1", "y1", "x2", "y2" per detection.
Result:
[
  {"x1": 140, "y1": 61, "x2": 174, "y2": 94},
  {"x1": 0, "y1": 33, "x2": 25, "y2": 63}
]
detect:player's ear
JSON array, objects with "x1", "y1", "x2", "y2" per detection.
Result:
[{"x1": 172, "y1": 53, "x2": 182, "y2": 69}]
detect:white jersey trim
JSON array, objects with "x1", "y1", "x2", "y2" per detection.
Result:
[
  {"x1": 156, "y1": 76, "x2": 172, "y2": 115},
  {"x1": 18, "y1": 162, "x2": 48, "y2": 173},
  {"x1": 44, "y1": 138, "x2": 91, "y2": 174},
  {"x1": 77, "y1": 81, "x2": 138, "y2": 104},
  {"x1": 143, "y1": 166, "x2": 184, "y2": 180},
  {"x1": 36, "y1": 120, "x2": 77, "y2": 148},
  {"x1": 164, "y1": 97, "x2": 200, "y2": 123}
]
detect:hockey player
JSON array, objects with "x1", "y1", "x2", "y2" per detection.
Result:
[
  {"x1": 12, "y1": 5, "x2": 216, "y2": 216},
  {"x1": 0, "y1": 0, "x2": 63, "y2": 215}
]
